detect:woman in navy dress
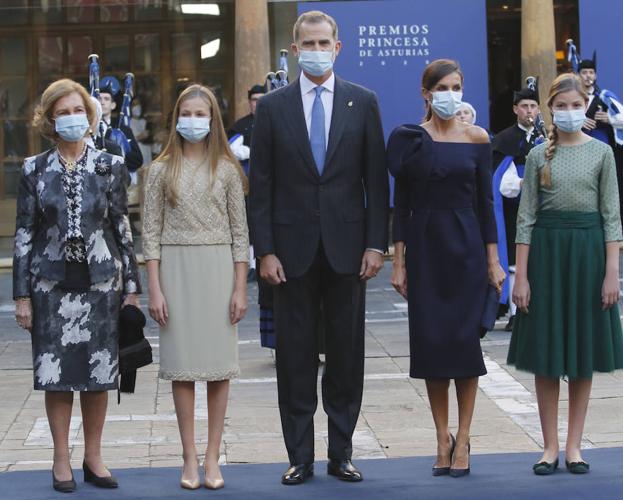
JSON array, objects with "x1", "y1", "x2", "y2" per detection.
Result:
[{"x1": 388, "y1": 59, "x2": 505, "y2": 477}]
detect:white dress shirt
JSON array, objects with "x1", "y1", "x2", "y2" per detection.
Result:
[
  {"x1": 300, "y1": 71, "x2": 334, "y2": 147},
  {"x1": 516, "y1": 123, "x2": 534, "y2": 143}
]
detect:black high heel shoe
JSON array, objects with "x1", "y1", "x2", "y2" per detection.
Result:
[
  {"x1": 52, "y1": 469, "x2": 76, "y2": 493},
  {"x1": 533, "y1": 458, "x2": 559, "y2": 475},
  {"x1": 432, "y1": 433, "x2": 456, "y2": 476},
  {"x1": 449, "y1": 442, "x2": 470, "y2": 478},
  {"x1": 82, "y1": 461, "x2": 118, "y2": 488}
]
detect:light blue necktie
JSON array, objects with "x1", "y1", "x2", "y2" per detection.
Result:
[{"x1": 310, "y1": 86, "x2": 326, "y2": 175}]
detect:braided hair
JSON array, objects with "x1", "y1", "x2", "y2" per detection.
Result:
[
  {"x1": 541, "y1": 124, "x2": 558, "y2": 188},
  {"x1": 540, "y1": 73, "x2": 588, "y2": 188}
]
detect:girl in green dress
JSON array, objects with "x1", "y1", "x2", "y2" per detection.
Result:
[{"x1": 509, "y1": 73, "x2": 623, "y2": 475}]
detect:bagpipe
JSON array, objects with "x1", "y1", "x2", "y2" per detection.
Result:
[
  {"x1": 265, "y1": 49, "x2": 289, "y2": 92},
  {"x1": 88, "y1": 53, "x2": 134, "y2": 156},
  {"x1": 88, "y1": 54, "x2": 104, "y2": 143},
  {"x1": 566, "y1": 39, "x2": 580, "y2": 73},
  {"x1": 106, "y1": 73, "x2": 134, "y2": 156},
  {"x1": 566, "y1": 38, "x2": 623, "y2": 144},
  {"x1": 525, "y1": 76, "x2": 547, "y2": 143},
  {"x1": 229, "y1": 50, "x2": 290, "y2": 170}
]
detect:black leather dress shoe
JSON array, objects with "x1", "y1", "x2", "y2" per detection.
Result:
[
  {"x1": 53, "y1": 470, "x2": 76, "y2": 493},
  {"x1": 327, "y1": 459, "x2": 363, "y2": 482},
  {"x1": 83, "y1": 461, "x2": 118, "y2": 488},
  {"x1": 281, "y1": 463, "x2": 314, "y2": 485}
]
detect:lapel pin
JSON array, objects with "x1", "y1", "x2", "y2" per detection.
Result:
[{"x1": 347, "y1": 101, "x2": 353, "y2": 107}]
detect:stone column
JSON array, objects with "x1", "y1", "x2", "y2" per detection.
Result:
[
  {"x1": 234, "y1": 0, "x2": 270, "y2": 120},
  {"x1": 521, "y1": 0, "x2": 557, "y2": 125}
]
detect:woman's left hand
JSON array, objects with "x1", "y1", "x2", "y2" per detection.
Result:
[
  {"x1": 229, "y1": 288, "x2": 248, "y2": 325},
  {"x1": 123, "y1": 294, "x2": 140, "y2": 308},
  {"x1": 488, "y1": 261, "x2": 506, "y2": 293},
  {"x1": 602, "y1": 271, "x2": 620, "y2": 309}
]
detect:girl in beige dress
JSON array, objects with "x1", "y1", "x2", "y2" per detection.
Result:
[{"x1": 143, "y1": 84, "x2": 249, "y2": 490}]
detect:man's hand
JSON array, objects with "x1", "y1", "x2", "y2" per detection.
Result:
[
  {"x1": 594, "y1": 110, "x2": 610, "y2": 124},
  {"x1": 360, "y1": 250, "x2": 384, "y2": 281},
  {"x1": 583, "y1": 117, "x2": 597, "y2": 130},
  {"x1": 260, "y1": 254, "x2": 286, "y2": 285}
]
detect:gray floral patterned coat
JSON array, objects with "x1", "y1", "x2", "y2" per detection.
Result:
[{"x1": 13, "y1": 147, "x2": 141, "y2": 298}]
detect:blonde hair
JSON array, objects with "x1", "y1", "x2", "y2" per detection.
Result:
[
  {"x1": 154, "y1": 84, "x2": 248, "y2": 207},
  {"x1": 32, "y1": 79, "x2": 96, "y2": 141},
  {"x1": 293, "y1": 10, "x2": 338, "y2": 42},
  {"x1": 541, "y1": 73, "x2": 588, "y2": 188}
]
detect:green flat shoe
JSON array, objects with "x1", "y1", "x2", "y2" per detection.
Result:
[
  {"x1": 533, "y1": 458, "x2": 559, "y2": 476},
  {"x1": 565, "y1": 460, "x2": 590, "y2": 474}
]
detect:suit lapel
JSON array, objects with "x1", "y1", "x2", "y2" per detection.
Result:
[
  {"x1": 324, "y1": 77, "x2": 351, "y2": 172},
  {"x1": 281, "y1": 79, "x2": 319, "y2": 178}
]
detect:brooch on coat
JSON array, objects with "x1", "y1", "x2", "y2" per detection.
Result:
[{"x1": 94, "y1": 159, "x2": 111, "y2": 176}]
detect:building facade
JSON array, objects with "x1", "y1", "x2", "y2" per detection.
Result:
[{"x1": 0, "y1": 0, "x2": 579, "y2": 244}]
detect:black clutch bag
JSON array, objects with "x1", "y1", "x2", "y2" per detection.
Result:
[{"x1": 480, "y1": 285, "x2": 500, "y2": 338}]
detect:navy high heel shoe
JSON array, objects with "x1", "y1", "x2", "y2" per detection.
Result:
[
  {"x1": 449, "y1": 441, "x2": 470, "y2": 478},
  {"x1": 432, "y1": 433, "x2": 456, "y2": 476}
]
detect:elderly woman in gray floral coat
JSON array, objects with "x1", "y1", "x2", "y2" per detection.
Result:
[{"x1": 13, "y1": 79, "x2": 141, "y2": 492}]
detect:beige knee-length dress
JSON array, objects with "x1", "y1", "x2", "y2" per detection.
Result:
[{"x1": 142, "y1": 158, "x2": 249, "y2": 381}]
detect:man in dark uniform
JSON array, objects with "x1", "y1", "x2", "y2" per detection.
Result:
[
  {"x1": 491, "y1": 85, "x2": 543, "y2": 330},
  {"x1": 227, "y1": 85, "x2": 267, "y2": 285},
  {"x1": 579, "y1": 53, "x2": 623, "y2": 222},
  {"x1": 97, "y1": 78, "x2": 143, "y2": 174},
  {"x1": 228, "y1": 84, "x2": 266, "y2": 148}
]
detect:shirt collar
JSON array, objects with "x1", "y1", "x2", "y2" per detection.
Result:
[
  {"x1": 517, "y1": 122, "x2": 534, "y2": 135},
  {"x1": 300, "y1": 71, "x2": 335, "y2": 95}
]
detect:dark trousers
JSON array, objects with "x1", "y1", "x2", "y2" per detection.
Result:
[{"x1": 273, "y1": 243, "x2": 366, "y2": 464}]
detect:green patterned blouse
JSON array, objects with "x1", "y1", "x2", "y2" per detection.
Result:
[{"x1": 515, "y1": 138, "x2": 623, "y2": 244}]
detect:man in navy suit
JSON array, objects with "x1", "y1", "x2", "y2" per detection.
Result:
[{"x1": 250, "y1": 10, "x2": 389, "y2": 485}]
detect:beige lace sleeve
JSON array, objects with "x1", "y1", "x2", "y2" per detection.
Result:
[
  {"x1": 224, "y1": 162, "x2": 249, "y2": 262},
  {"x1": 142, "y1": 162, "x2": 166, "y2": 260}
]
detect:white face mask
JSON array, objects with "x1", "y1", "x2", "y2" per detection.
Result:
[
  {"x1": 131, "y1": 105, "x2": 141, "y2": 118},
  {"x1": 176, "y1": 116, "x2": 211, "y2": 143},
  {"x1": 553, "y1": 109, "x2": 586, "y2": 133},
  {"x1": 298, "y1": 50, "x2": 334, "y2": 77},
  {"x1": 55, "y1": 113, "x2": 90, "y2": 142},
  {"x1": 431, "y1": 91, "x2": 463, "y2": 120}
]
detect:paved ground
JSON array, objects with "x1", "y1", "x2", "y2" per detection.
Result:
[{"x1": 1, "y1": 263, "x2": 623, "y2": 474}]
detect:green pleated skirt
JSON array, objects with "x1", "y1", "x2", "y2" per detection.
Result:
[{"x1": 507, "y1": 210, "x2": 623, "y2": 379}]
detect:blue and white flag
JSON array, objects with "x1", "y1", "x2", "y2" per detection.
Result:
[
  {"x1": 600, "y1": 89, "x2": 623, "y2": 146},
  {"x1": 566, "y1": 39, "x2": 580, "y2": 73}
]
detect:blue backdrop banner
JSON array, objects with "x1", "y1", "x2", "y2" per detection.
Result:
[
  {"x1": 579, "y1": 0, "x2": 623, "y2": 98},
  {"x1": 297, "y1": 0, "x2": 490, "y2": 134}
]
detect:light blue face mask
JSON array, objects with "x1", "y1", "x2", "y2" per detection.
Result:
[
  {"x1": 176, "y1": 117, "x2": 211, "y2": 143},
  {"x1": 55, "y1": 113, "x2": 90, "y2": 142},
  {"x1": 431, "y1": 91, "x2": 463, "y2": 120},
  {"x1": 553, "y1": 109, "x2": 586, "y2": 133},
  {"x1": 298, "y1": 50, "x2": 334, "y2": 77}
]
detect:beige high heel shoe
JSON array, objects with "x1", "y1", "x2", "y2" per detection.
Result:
[
  {"x1": 204, "y1": 458, "x2": 225, "y2": 489},
  {"x1": 204, "y1": 476, "x2": 225, "y2": 490},
  {"x1": 180, "y1": 460, "x2": 200, "y2": 490},
  {"x1": 180, "y1": 477, "x2": 201, "y2": 490}
]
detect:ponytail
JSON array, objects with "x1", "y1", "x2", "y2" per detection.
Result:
[{"x1": 424, "y1": 101, "x2": 432, "y2": 122}]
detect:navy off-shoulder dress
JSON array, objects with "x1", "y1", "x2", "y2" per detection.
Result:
[{"x1": 388, "y1": 125, "x2": 497, "y2": 379}]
